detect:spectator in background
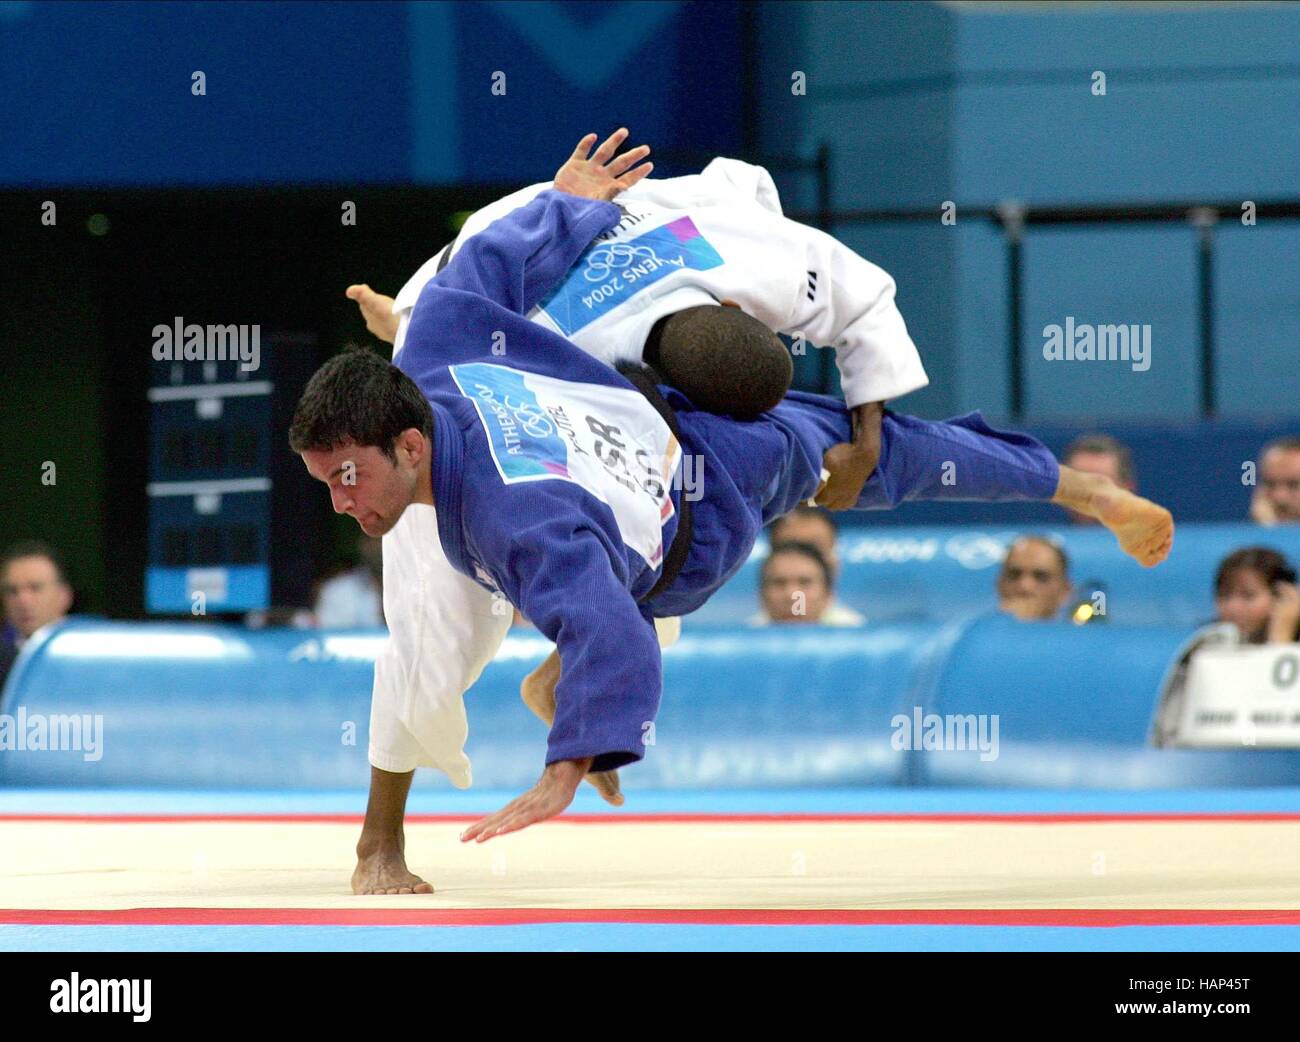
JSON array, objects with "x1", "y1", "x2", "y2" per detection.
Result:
[
  {"x1": 314, "y1": 534, "x2": 383, "y2": 628},
  {"x1": 1214, "y1": 547, "x2": 1300, "y2": 644},
  {"x1": 1250, "y1": 437, "x2": 1300, "y2": 526},
  {"x1": 1, "y1": 541, "x2": 74, "y2": 686},
  {"x1": 766, "y1": 505, "x2": 865, "y2": 625},
  {"x1": 996, "y1": 535, "x2": 1073, "y2": 622},
  {"x1": 754, "y1": 541, "x2": 857, "y2": 626},
  {"x1": 1062, "y1": 433, "x2": 1136, "y2": 525}
]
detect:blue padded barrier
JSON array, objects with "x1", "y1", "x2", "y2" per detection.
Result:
[
  {"x1": 4, "y1": 616, "x2": 1300, "y2": 790},
  {"x1": 692, "y1": 522, "x2": 1300, "y2": 628},
  {"x1": 0, "y1": 620, "x2": 943, "y2": 791},
  {"x1": 0, "y1": 622, "x2": 379, "y2": 789},
  {"x1": 917, "y1": 614, "x2": 1300, "y2": 787}
]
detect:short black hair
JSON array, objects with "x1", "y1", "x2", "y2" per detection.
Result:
[
  {"x1": 1, "y1": 540, "x2": 71, "y2": 587},
  {"x1": 1064, "y1": 432, "x2": 1136, "y2": 488},
  {"x1": 770, "y1": 504, "x2": 836, "y2": 544},
  {"x1": 761, "y1": 540, "x2": 833, "y2": 590},
  {"x1": 289, "y1": 345, "x2": 433, "y2": 463},
  {"x1": 1001, "y1": 535, "x2": 1070, "y2": 579},
  {"x1": 644, "y1": 304, "x2": 792, "y2": 420},
  {"x1": 1215, "y1": 546, "x2": 1297, "y2": 595}
]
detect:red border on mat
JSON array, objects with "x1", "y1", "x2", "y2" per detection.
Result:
[
  {"x1": 4, "y1": 812, "x2": 1300, "y2": 824},
  {"x1": 3, "y1": 908, "x2": 1300, "y2": 927}
]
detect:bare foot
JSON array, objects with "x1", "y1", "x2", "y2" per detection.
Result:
[
  {"x1": 345, "y1": 284, "x2": 399, "y2": 345},
  {"x1": 587, "y1": 769, "x2": 624, "y2": 806},
  {"x1": 521, "y1": 651, "x2": 624, "y2": 806},
  {"x1": 1053, "y1": 465, "x2": 1174, "y2": 567},
  {"x1": 1092, "y1": 485, "x2": 1174, "y2": 567},
  {"x1": 352, "y1": 848, "x2": 434, "y2": 895}
]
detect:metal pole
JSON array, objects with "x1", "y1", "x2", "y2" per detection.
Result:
[
  {"x1": 1189, "y1": 206, "x2": 1218, "y2": 418},
  {"x1": 997, "y1": 201, "x2": 1027, "y2": 420}
]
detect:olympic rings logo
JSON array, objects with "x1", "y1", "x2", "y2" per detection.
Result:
[
  {"x1": 583, "y1": 243, "x2": 663, "y2": 282},
  {"x1": 503, "y1": 396, "x2": 555, "y2": 438}
]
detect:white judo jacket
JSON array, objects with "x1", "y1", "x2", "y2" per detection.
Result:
[{"x1": 392, "y1": 158, "x2": 929, "y2": 409}]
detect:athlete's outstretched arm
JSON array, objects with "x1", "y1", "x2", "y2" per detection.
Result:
[{"x1": 460, "y1": 523, "x2": 661, "y2": 843}]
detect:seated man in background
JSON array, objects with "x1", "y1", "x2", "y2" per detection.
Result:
[
  {"x1": 753, "y1": 541, "x2": 858, "y2": 627},
  {"x1": 313, "y1": 534, "x2": 384, "y2": 629},
  {"x1": 766, "y1": 504, "x2": 865, "y2": 624},
  {"x1": 996, "y1": 536, "x2": 1073, "y2": 622},
  {"x1": 1061, "y1": 434, "x2": 1137, "y2": 526},
  {"x1": 1213, "y1": 546, "x2": 1300, "y2": 644},
  {"x1": 1, "y1": 540, "x2": 74, "y2": 651},
  {"x1": 1, "y1": 540, "x2": 74, "y2": 689},
  {"x1": 1250, "y1": 437, "x2": 1300, "y2": 526}
]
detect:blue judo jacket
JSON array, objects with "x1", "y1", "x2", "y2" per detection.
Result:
[{"x1": 398, "y1": 190, "x2": 832, "y2": 772}]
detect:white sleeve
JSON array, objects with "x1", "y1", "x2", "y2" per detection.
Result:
[
  {"x1": 369, "y1": 505, "x2": 511, "y2": 786},
  {"x1": 782, "y1": 219, "x2": 930, "y2": 408},
  {"x1": 632, "y1": 154, "x2": 924, "y2": 406},
  {"x1": 624, "y1": 158, "x2": 783, "y2": 216}
]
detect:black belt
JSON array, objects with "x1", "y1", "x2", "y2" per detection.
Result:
[{"x1": 616, "y1": 363, "x2": 693, "y2": 604}]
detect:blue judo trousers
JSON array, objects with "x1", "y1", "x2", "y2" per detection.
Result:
[{"x1": 399, "y1": 190, "x2": 1059, "y2": 773}]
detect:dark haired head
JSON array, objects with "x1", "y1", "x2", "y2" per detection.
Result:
[
  {"x1": 1, "y1": 540, "x2": 70, "y2": 586},
  {"x1": 1063, "y1": 432, "x2": 1136, "y2": 489},
  {"x1": 1215, "y1": 546, "x2": 1296, "y2": 596},
  {"x1": 1002, "y1": 534, "x2": 1070, "y2": 579},
  {"x1": 644, "y1": 304, "x2": 792, "y2": 420},
  {"x1": 761, "y1": 540, "x2": 833, "y2": 590},
  {"x1": 1214, "y1": 545, "x2": 1299, "y2": 643},
  {"x1": 289, "y1": 345, "x2": 433, "y2": 463},
  {"x1": 770, "y1": 504, "x2": 835, "y2": 544}
]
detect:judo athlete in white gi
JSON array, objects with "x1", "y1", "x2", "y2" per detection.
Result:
[{"x1": 292, "y1": 136, "x2": 1174, "y2": 894}]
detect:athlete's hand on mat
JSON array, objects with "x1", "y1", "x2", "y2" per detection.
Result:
[
  {"x1": 816, "y1": 402, "x2": 885, "y2": 510},
  {"x1": 460, "y1": 757, "x2": 592, "y2": 843},
  {"x1": 345, "y1": 284, "x2": 399, "y2": 345},
  {"x1": 553, "y1": 129, "x2": 653, "y2": 202}
]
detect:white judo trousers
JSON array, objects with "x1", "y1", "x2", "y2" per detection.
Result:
[{"x1": 369, "y1": 159, "x2": 930, "y2": 785}]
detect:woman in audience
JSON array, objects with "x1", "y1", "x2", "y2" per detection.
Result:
[{"x1": 1213, "y1": 547, "x2": 1300, "y2": 644}]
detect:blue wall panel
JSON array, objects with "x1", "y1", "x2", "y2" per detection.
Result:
[
  {"x1": 1214, "y1": 222, "x2": 1300, "y2": 419},
  {"x1": 0, "y1": 0, "x2": 412, "y2": 186},
  {"x1": 0, "y1": 0, "x2": 741, "y2": 187},
  {"x1": 1021, "y1": 225, "x2": 1200, "y2": 421}
]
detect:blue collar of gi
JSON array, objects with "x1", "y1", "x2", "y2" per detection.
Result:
[{"x1": 429, "y1": 401, "x2": 470, "y2": 575}]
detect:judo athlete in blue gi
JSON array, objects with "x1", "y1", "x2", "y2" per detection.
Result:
[{"x1": 291, "y1": 145, "x2": 1173, "y2": 894}]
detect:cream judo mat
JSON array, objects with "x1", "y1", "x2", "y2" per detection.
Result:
[{"x1": 3, "y1": 817, "x2": 1299, "y2": 912}]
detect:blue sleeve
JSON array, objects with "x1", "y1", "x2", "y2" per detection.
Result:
[
  {"x1": 432, "y1": 190, "x2": 621, "y2": 315},
  {"x1": 501, "y1": 517, "x2": 661, "y2": 772}
]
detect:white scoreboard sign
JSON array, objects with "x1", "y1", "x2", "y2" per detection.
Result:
[{"x1": 1159, "y1": 643, "x2": 1300, "y2": 748}]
